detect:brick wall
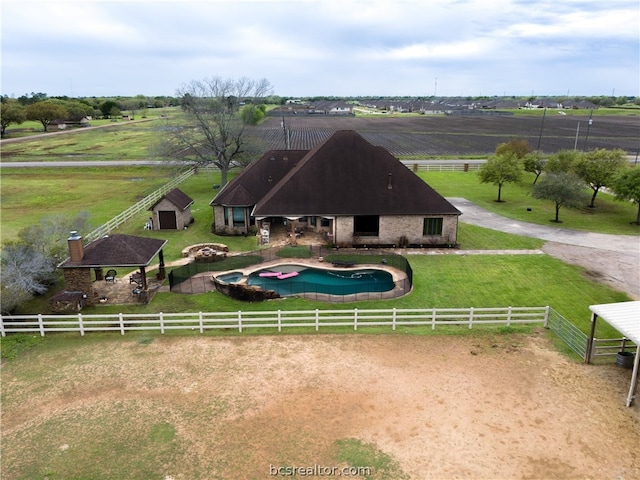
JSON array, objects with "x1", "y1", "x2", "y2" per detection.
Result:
[{"x1": 62, "y1": 268, "x2": 95, "y2": 305}]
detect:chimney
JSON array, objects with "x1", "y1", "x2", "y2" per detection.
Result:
[{"x1": 68, "y1": 231, "x2": 84, "y2": 262}]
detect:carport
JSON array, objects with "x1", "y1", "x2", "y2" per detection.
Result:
[{"x1": 585, "y1": 301, "x2": 640, "y2": 407}]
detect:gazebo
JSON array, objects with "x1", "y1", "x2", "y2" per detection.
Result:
[
  {"x1": 585, "y1": 300, "x2": 640, "y2": 407},
  {"x1": 57, "y1": 232, "x2": 168, "y2": 306}
]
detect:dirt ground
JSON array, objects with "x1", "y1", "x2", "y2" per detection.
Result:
[{"x1": 2, "y1": 332, "x2": 639, "y2": 480}]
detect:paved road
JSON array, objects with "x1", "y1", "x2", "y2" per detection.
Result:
[{"x1": 448, "y1": 197, "x2": 640, "y2": 254}]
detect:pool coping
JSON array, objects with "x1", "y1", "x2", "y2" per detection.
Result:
[{"x1": 212, "y1": 258, "x2": 410, "y2": 301}]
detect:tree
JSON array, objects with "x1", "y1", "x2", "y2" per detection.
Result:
[
  {"x1": 1, "y1": 242, "x2": 56, "y2": 314},
  {"x1": 523, "y1": 151, "x2": 546, "y2": 184},
  {"x1": 0, "y1": 100, "x2": 26, "y2": 137},
  {"x1": 25, "y1": 100, "x2": 68, "y2": 132},
  {"x1": 610, "y1": 167, "x2": 640, "y2": 225},
  {"x1": 100, "y1": 100, "x2": 120, "y2": 118},
  {"x1": 164, "y1": 76, "x2": 272, "y2": 186},
  {"x1": 495, "y1": 138, "x2": 532, "y2": 159},
  {"x1": 573, "y1": 148, "x2": 628, "y2": 208},
  {"x1": 478, "y1": 152, "x2": 523, "y2": 202},
  {"x1": 532, "y1": 172, "x2": 590, "y2": 223},
  {"x1": 545, "y1": 149, "x2": 580, "y2": 173}
]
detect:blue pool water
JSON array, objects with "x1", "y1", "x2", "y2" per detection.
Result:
[
  {"x1": 246, "y1": 266, "x2": 395, "y2": 296},
  {"x1": 216, "y1": 271, "x2": 245, "y2": 283}
]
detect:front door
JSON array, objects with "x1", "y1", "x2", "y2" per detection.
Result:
[{"x1": 158, "y1": 210, "x2": 177, "y2": 229}]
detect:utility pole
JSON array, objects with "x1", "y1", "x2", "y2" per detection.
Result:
[
  {"x1": 536, "y1": 107, "x2": 547, "y2": 152},
  {"x1": 583, "y1": 109, "x2": 593, "y2": 150}
]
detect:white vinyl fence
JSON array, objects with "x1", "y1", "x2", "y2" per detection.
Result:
[{"x1": 1, "y1": 306, "x2": 549, "y2": 337}]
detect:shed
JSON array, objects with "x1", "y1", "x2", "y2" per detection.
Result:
[
  {"x1": 149, "y1": 188, "x2": 194, "y2": 230},
  {"x1": 586, "y1": 300, "x2": 640, "y2": 406}
]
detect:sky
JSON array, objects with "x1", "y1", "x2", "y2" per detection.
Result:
[{"x1": 1, "y1": 0, "x2": 638, "y2": 99}]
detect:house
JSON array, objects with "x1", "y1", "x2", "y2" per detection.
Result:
[
  {"x1": 148, "y1": 188, "x2": 194, "y2": 230},
  {"x1": 210, "y1": 130, "x2": 460, "y2": 247}
]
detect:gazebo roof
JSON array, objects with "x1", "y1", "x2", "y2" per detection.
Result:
[
  {"x1": 60, "y1": 234, "x2": 167, "y2": 268},
  {"x1": 589, "y1": 301, "x2": 640, "y2": 345}
]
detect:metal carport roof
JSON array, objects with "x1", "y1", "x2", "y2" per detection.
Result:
[{"x1": 587, "y1": 301, "x2": 640, "y2": 407}]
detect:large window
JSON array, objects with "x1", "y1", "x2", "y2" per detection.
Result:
[
  {"x1": 233, "y1": 208, "x2": 245, "y2": 227},
  {"x1": 354, "y1": 215, "x2": 380, "y2": 236},
  {"x1": 423, "y1": 217, "x2": 443, "y2": 236}
]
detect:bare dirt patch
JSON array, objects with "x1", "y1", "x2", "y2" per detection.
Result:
[
  {"x1": 542, "y1": 241, "x2": 640, "y2": 300},
  {"x1": 2, "y1": 332, "x2": 639, "y2": 479}
]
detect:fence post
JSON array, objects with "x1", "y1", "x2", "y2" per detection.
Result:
[
  {"x1": 0, "y1": 316, "x2": 5, "y2": 337},
  {"x1": 38, "y1": 314, "x2": 45, "y2": 337},
  {"x1": 315, "y1": 309, "x2": 319, "y2": 332},
  {"x1": 119, "y1": 313, "x2": 125, "y2": 335},
  {"x1": 392, "y1": 308, "x2": 397, "y2": 331},
  {"x1": 277, "y1": 310, "x2": 282, "y2": 332},
  {"x1": 78, "y1": 313, "x2": 84, "y2": 336},
  {"x1": 160, "y1": 312, "x2": 165, "y2": 334},
  {"x1": 354, "y1": 308, "x2": 358, "y2": 331},
  {"x1": 507, "y1": 306, "x2": 512, "y2": 327},
  {"x1": 590, "y1": 337, "x2": 597, "y2": 363},
  {"x1": 544, "y1": 306, "x2": 550, "y2": 328},
  {"x1": 431, "y1": 308, "x2": 436, "y2": 330},
  {"x1": 469, "y1": 307, "x2": 474, "y2": 329},
  {"x1": 238, "y1": 311, "x2": 242, "y2": 333},
  {"x1": 199, "y1": 312, "x2": 204, "y2": 334}
]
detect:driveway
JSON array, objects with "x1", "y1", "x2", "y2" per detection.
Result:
[{"x1": 448, "y1": 197, "x2": 640, "y2": 299}]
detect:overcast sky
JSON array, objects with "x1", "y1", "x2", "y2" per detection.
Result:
[{"x1": 2, "y1": 0, "x2": 638, "y2": 98}]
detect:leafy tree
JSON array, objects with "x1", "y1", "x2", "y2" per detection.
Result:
[
  {"x1": 478, "y1": 152, "x2": 523, "y2": 202},
  {"x1": 523, "y1": 151, "x2": 546, "y2": 184},
  {"x1": 100, "y1": 100, "x2": 119, "y2": 118},
  {"x1": 495, "y1": 138, "x2": 532, "y2": 159},
  {"x1": 25, "y1": 100, "x2": 68, "y2": 132},
  {"x1": 532, "y1": 172, "x2": 590, "y2": 222},
  {"x1": 240, "y1": 104, "x2": 266, "y2": 125},
  {"x1": 64, "y1": 100, "x2": 93, "y2": 121},
  {"x1": 610, "y1": 167, "x2": 640, "y2": 225},
  {"x1": 162, "y1": 76, "x2": 272, "y2": 186},
  {"x1": 545, "y1": 149, "x2": 580, "y2": 173},
  {"x1": 0, "y1": 100, "x2": 26, "y2": 137},
  {"x1": 572, "y1": 148, "x2": 628, "y2": 208}
]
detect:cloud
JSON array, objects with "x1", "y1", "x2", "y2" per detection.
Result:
[{"x1": 1, "y1": 0, "x2": 638, "y2": 97}]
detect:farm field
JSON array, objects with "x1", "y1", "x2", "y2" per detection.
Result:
[
  {"x1": 1, "y1": 332, "x2": 639, "y2": 480},
  {"x1": 254, "y1": 114, "x2": 640, "y2": 156}
]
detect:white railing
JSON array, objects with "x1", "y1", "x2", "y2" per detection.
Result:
[
  {"x1": 84, "y1": 167, "x2": 197, "y2": 243},
  {"x1": 589, "y1": 337, "x2": 637, "y2": 362},
  {"x1": 0, "y1": 306, "x2": 549, "y2": 337},
  {"x1": 404, "y1": 163, "x2": 482, "y2": 172}
]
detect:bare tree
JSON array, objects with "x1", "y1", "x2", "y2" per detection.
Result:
[{"x1": 162, "y1": 76, "x2": 272, "y2": 186}]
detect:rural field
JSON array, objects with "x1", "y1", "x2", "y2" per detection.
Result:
[
  {"x1": 253, "y1": 114, "x2": 640, "y2": 157},
  {"x1": 1, "y1": 112, "x2": 639, "y2": 480}
]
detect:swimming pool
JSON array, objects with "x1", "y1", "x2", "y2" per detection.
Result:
[{"x1": 246, "y1": 265, "x2": 395, "y2": 296}]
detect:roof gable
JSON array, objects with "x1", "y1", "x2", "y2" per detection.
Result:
[
  {"x1": 253, "y1": 130, "x2": 460, "y2": 216},
  {"x1": 150, "y1": 188, "x2": 194, "y2": 211},
  {"x1": 210, "y1": 150, "x2": 307, "y2": 207}
]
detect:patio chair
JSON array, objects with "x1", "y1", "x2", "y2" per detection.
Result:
[
  {"x1": 130, "y1": 272, "x2": 142, "y2": 285},
  {"x1": 105, "y1": 269, "x2": 117, "y2": 283}
]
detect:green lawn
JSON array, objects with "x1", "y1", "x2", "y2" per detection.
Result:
[{"x1": 421, "y1": 171, "x2": 640, "y2": 234}]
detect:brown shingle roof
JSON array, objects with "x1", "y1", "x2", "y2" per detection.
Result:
[
  {"x1": 60, "y1": 234, "x2": 167, "y2": 268},
  {"x1": 210, "y1": 150, "x2": 307, "y2": 207},
  {"x1": 253, "y1": 130, "x2": 460, "y2": 217},
  {"x1": 149, "y1": 188, "x2": 194, "y2": 211}
]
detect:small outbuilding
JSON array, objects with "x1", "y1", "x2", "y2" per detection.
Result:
[
  {"x1": 148, "y1": 188, "x2": 194, "y2": 230},
  {"x1": 54, "y1": 231, "x2": 167, "y2": 309}
]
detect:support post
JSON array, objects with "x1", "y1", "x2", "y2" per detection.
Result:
[
  {"x1": 626, "y1": 345, "x2": 640, "y2": 407},
  {"x1": 585, "y1": 312, "x2": 598, "y2": 363}
]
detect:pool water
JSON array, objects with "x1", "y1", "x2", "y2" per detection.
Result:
[
  {"x1": 247, "y1": 266, "x2": 395, "y2": 296},
  {"x1": 216, "y1": 271, "x2": 244, "y2": 283}
]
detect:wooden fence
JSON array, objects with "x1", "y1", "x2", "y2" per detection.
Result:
[
  {"x1": 0, "y1": 306, "x2": 549, "y2": 337},
  {"x1": 84, "y1": 167, "x2": 196, "y2": 243}
]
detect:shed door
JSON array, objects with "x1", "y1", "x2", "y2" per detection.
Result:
[{"x1": 158, "y1": 210, "x2": 177, "y2": 229}]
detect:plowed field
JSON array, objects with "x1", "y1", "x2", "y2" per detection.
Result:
[{"x1": 253, "y1": 114, "x2": 640, "y2": 156}]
